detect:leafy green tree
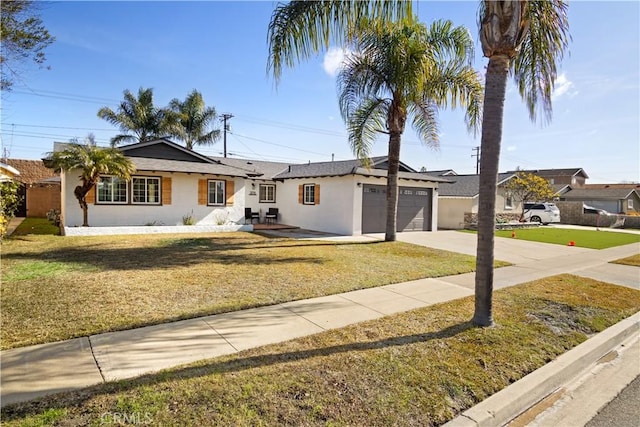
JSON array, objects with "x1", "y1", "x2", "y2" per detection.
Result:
[
  {"x1": 44, "y1": 144, "x2": 135, "y2": 226},
  {"x1": 98, "y1": 88, "x2": 177, "y2": 146},
  {"x1": 473, "y1": 1, "x2": 570, "y2": 326},
  {"x1": 0, "y1": 180, "x2": 23, "y2": 238},
  {"x1": 338, "y1": 18, "x2": 482, "y2": 241},
  {"x1": 504, "y1": 172, "x2": 556, "y2": 220},
  {"x1": 1, "y1": 0, "x2": 54, "y2": 91},
  {"x1": 169, "y1": 90, "x2": 221, "y2": 150}
]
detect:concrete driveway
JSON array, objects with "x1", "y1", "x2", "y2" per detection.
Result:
[{"x1": 365, "y1": 230, "x2": 594, "y2": 265}]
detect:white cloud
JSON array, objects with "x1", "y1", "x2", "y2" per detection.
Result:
[
  {"x1": 552, "y1": 73, "x2": 576, "y2": 100},
  {"x1": 322, "y1": 47, "x2": 350, "y2": 77}
]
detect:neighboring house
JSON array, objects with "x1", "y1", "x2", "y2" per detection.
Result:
[
  {"x1": 559, "y1": 187, "x2": 640, "y2": 214},
  {"x1": 4, "y1": 159, "x2": 60, "y2": 217},
  {"x1": 0, "y1": 162, "x2": 20, "y2": 182},
  {"x1": 509, "y1": 168, "x2": 589, "y2": 188},
  {"x1": 57, "y1": 138, "x2": 448, "y2": 235},
  {"x1": 435, "y1": 173, "x2": 519, "y2": 229},
  {"x1": 424, "y1": 169, "x2": 457, "y2": 177}
]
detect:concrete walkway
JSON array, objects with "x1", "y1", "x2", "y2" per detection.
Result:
[{"x1": 1, "y1": 232, "x2": 639, "y2": 409}]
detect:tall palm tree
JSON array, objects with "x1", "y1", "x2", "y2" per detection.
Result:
[
  {"x1": 473, "y1": 0, "x2": 569, "y2": 326},
  {"x1": 97, "y1": 87, "x2": 176, "y2": 146},
  {"x1": 168, "y1": 89, "x2": 220, "y2": 150},
  {"x1": 338, "y1": 18, "x2": 482, "y2": 242},
  {"x1": 44, "y1": 144, "x2": 135, "y2": 226},
  {"x1": 268, "y1": 1, "x2": 411, "y2": 83}
]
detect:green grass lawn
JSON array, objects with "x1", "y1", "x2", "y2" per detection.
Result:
[
  {"x1": 3, "y1": 275, "x2": 639, "y2": 426},
  {"x1": 10, "y1": 218, "x2": 60, "y2": 236},
  {"x1": 493, "y1": 227, "x2": 640, "y2": 249},
  {"x1": 1, "y1": 232, "x2": 508, "y2": 350}
]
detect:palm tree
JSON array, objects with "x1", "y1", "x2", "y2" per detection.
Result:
[
  {"x1": 473, "y1": 0, "x2": 569, "y2": 326},
  {"x1": 268, "y1": 1, "x2": 411, "y2": 83},
  {"x1": 97, "y1": 87, "x2": 176, "y2": 146},
  {"x1": 338, "y1": 18, "x2": 482, "y2": 241},
  {"x1": 168, "y1": 89, "x2": 220, "y2": 150},
  {"x1": 44, "y1": 144, "x2": 135, "y2": 226}
]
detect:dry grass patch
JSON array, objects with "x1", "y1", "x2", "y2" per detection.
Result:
[
  {"x1": 3, "y1": 275, "x2": 639, "y2": 426},
  {"x1": 611, "y1": 254, "x2": 640, "y2": 267},
  {"x1": 1, "y1": 232, "x2": 504, "y2": 349}
]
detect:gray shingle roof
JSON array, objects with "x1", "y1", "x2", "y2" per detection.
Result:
[
  {"x1": 508, "y1": 168, "x2": 589, "y2": 179},
  {"x1": 438, "y1": 173, "x2": 515, "y2": 197},
  {"x1": 130, "y1": 157, "x2": 249, "y2": 177},
  {"x1": 562, "y1": 188, "x2": 640, "y2": 200}
]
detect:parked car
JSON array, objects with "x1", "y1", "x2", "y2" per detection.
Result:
[
  {"x1": 583, "y1": 204, "x2": 609, "y2": 215},
  {"x1": 523, "y1": 202, "x2": 561, "y2": 225}
]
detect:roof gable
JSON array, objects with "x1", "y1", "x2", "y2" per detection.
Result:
[
  {"x1": 510, "y1": 168, "x2": 589, "y2": 179},
  {"x1": 438, "y1": 173, "x2": 516, "y2": 197},
  {"x1": 119, "y1": 138, "x2": 215, "y2": 164}
]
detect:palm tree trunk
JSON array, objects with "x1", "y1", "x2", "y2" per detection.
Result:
[
  {"x1": 472, "y1": 54, "x2": 510, "y2": 327},
  {"x1": 385, "y1": 131, "x2": 401, "y2": 242}
]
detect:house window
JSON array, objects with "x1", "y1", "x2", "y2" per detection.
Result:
[
  {"x1": 628, "y1": 199, "x2": 634, "y2": 210},
  {"x1": 303, "y1": 184, "x2": 315, "y2": 205},
  {"x1": 97, "y1": 176, "x2": 127, "y2": 203},
  {"x1": 208, "y1": 180, "x2": 225, "y2": 205},
  {"x1": 505, "y1": 194, "x2": 514, "y2": 210},
  {"x1": 259, "y1": 184, "x2": 276, "y2": 203},
  {"x1": 132, "y1": 177, "x2": 160, "y2": 204}
]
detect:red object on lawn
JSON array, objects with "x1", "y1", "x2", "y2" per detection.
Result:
[
  {"x1": 511, "y1": 231, "x2": 516, "y2": 238},
  {"x1": 568, "y1": 241, "x2": 576, "y2": 246}
]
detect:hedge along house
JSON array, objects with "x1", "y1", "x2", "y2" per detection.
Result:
[{"x1": 57, "y1": 139, "x2": 447, "y2": 235}]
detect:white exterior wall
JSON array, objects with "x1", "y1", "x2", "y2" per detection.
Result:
[
  {"x1": 438, "y1": 198, "x2": 474, "y2": 229},
  {"x1": 277, "y1": 176, "x2": 359, "y2": 235},
  {"x1": 61, "y1": 170, "x2": 246, "y2": 227}
]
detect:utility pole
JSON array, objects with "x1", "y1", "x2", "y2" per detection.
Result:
[
  {"x1": 221, "y1": 113, "x2": 234, "y2": 158},
  {"x1": 471, "y1": 146, "x2": 480, "y2": 174}
]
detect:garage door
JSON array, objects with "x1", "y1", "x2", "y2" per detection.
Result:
[{"x1": 362, "y1": 184, "x2": 432, "y2": 233}]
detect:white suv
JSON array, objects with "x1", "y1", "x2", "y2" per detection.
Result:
[{"x1": 523, "y1": 202, "x2": 561, "y2": 225}]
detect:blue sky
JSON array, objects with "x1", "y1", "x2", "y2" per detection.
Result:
[{"x1": 1, "y1": 1, "x2": 638, "y2": 183}]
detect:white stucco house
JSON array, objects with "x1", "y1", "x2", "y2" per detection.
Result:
[{"x1": 57, "y1": 139, "x2": 449, "y2": 235}]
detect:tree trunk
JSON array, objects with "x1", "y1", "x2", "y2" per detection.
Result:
[
  {"x1": 74, "y1": 183, "x2": 92, "y2": 227},
  {"x1": 472, "y1": 54, "x2": 510, "y2": 327},
  {"x1": 385, "y1": 131, "x2": 402, "y2": 242}
]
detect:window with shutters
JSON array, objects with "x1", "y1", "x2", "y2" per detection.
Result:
[
  {"x1": 132, "y1": 177, "x2": 160, "y2": 204},
  {"x1": 303, "y1": 184, "x2": 315, "y2": 205},
  {"x1": 208, "y1": 180, "x2": 225, "y2": 205}
]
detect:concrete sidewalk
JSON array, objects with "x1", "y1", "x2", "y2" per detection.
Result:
[{"x1": 1, "y1": 234, "x2": 639, "y2": 410}]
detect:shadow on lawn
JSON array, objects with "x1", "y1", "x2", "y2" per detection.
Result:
[
  {"x1": 2, "y1": 237, "x2": 384, "y2": 271},
  {"x1": 1, "y1": 321, "x2": 475, "y2": 420}
]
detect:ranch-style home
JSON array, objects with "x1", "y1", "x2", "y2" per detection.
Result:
[{"x1": 56, "y1": 139, "x2": 449, "y2": 235}]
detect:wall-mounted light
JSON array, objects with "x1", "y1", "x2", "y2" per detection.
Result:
[
  {"x1": 357, "y1": 182, "x2": 362, "y2": 187},
  {"x1": 251, "y1": 182, "x2": 256, "y2": 190}
]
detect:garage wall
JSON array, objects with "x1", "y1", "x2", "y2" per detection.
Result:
[{"x1": 277, "y1": 176, "x2": 358, "y2": 235}]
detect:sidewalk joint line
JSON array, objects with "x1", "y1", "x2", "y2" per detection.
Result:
[
  {"x1": 281, "y1": 305, "x2": 329, "y2": 331},
  {"x1": 200, "y1": 319, "x2": 239, "y2": 352},
  {"x1": 87, "y1": 336, "x2": 106, "y2": 383}
]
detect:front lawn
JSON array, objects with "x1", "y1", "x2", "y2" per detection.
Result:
[
  {"x1": 3, "y1": 275, "x2": 639, "y2": 426},
  {"x1": 493, "y1": 227, "x2": 640, "y2": 249},
  {"x1": 1, "y1": 232, "x2": 507, "y2": 349},
  {"x1": 10, "y1": 217, "x2": 60, "y2": 236}
]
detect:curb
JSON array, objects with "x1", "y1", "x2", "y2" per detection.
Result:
[{"x1": 442, "y1": 313, "x2": 640, "y2": 427}]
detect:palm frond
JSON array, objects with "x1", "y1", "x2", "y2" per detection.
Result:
[
  {"x1": 513, "y1": 0, "x2": 570, "y2": 124},
  {"x1": 267, "y1": 0, "x2": 411, "y2": 83},
  {"x1": 408, "y1": 102, "x2": 440, "y2": 149},
  {"x1": 346, "y1": 97, "x2": 389, "y2": 161}
]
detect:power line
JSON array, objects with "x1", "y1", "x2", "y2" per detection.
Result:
[
  {"x1": 220, "y1": 113, "x2": 234, "y2": 158},
  {"x1": 0, "y1": 123, "x2": 119, "y2": 132}
]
